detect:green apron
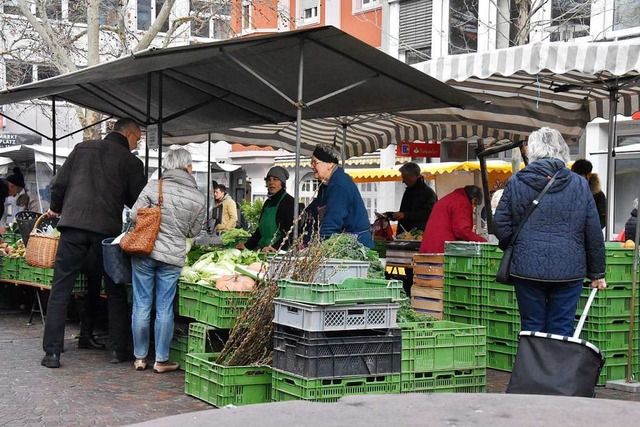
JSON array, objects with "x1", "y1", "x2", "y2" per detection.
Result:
[{"x1": 257, "y1": 191, "x2": 286, "y2": 248}]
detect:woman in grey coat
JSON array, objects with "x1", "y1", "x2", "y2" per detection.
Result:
[{"x1": 129, "y1": 148, "x2": 206, "y2": 373}]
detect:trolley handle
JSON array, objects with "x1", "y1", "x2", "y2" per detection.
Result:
[{"x1": 573, "y1": 287, "x2": 598, "y2": 339}]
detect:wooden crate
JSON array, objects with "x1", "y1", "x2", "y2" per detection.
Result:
[
  {"x1": 410, "y1": 286, "x2": 443, "y2": 319},
  {"x1": 412, "y1": 252, "x2": 444, "y2": 288},
  {"x1": 386, "y1": 249, "x2": 416, "y2": 266}
]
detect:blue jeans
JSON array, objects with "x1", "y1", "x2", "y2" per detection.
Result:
[
  {"x1": 513, "y1": 278, "x2": 584, "y2": 336},
  {"x1": 131, "y1": 257, "x2": 182, "y2": 362}
]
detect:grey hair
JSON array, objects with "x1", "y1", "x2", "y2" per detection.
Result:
[
  {"x1": 526, "y1": 127, "x2": 571, "y2": 164},
  {"x1": 315, "y1": 143, "x2": 341, "y2": 161},
  {"x1": 113, "y1": 117, "x2": 139, "y2": 133},
  {"x1": 163, "y1": 147, "x2": 192, "y2": 171},
  {"x1": 399, "y1": 162, "x2": 421, "y2": 177}
]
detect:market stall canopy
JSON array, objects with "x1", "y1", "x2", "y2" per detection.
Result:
[
  {"x1": 347, "y1": 160, "x2": 519, "y2": 183},
  {"x1": 137, "y1": 149, "x2": 240, "y2": 173},
  {"x1": 0, "y1": 145, "x2": 71, "y2": 167},
  {"x1": 0, "y1": 26, "x2": 476, "y2": 158},
  {"x1": 414, "y1": 40, "x2": 640, "y2": 144}
]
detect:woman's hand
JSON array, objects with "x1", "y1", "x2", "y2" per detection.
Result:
[
  {"x1": 235, "y1": 242, "x2": 246, "y2": 250},
  {"x1": 262, "y1": 246, "x2": 277, "y2": 253},
  {"x1": 590, "y1": 278, "x2": 607, "y2": 290}
]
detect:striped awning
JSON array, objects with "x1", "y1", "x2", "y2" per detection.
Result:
[{"x1": 413, "y1": 40, "x2": 640, "y2": 144}]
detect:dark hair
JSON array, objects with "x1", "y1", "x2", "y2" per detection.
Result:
[
  {"x1": 215, "y1": 184, "x2": 227, "y2": 193},
  {"x1": 464, "y1": 185, "x2": 483, "y2": 202},
  {"x1": 399, "y1": 162, "x2": 421, "y2": 177},
  {"x1": 113, "y1": 118, "x2": 139, "y2": 133},
  {"x1": 571, "y1": 159, "x2": 593, "y2": 176}
]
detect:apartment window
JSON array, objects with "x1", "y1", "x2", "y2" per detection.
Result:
[
  {"x1": 399, "y1": 0, "x2": 432, "y2": 64},
  {"x1": 613, "y1": 0, "x2": 640, "y2": 32},
  {"x1": 242, "y1": 1, "x2": 251, "y2": 30},
  {"x1": 99, "y1": 0, "x2": 120, "y2": 26},
  {"x1": 299, "y1": 174, "x2": 319, "y2": 207},
  {"x1": 357, "y1": 182, "x2": 378, "y2": 223},
  {"x1": 5, "y1": 60, "x2": 33, "y2": 87},
  {"x1": 191, "y1": 0, "x2": 231, "y2": 39},
  {"x1": 68, "y1": 1, "x2": 87, "y2": 23},
  {"x1": 549, "y1": 0, "x2": 590, "y2": 42},
  {"x1": 298, "y1": 0, "x2": 319, "y2": 25},
  {"x1": 354, "y1": 0, "x2": 380, "y2": 13},
  {"x1": 3, "y1": 0, "x2": 22, "y2": 15},
  {"x1": 496, "y1": 0, "x2": 523, "y2": 48},
  {"x1": 449, "y1": 0, "x2": 478, "y2": 55},
  {"x1": 36, "y1": 0, "x2": 62, "y2": 20},
  {"x1": 36, "y1": 65, "x2": 59, "y2": 81},
  {"x1": 138, "y1": 0, "x2": 152, "y2": 30}
]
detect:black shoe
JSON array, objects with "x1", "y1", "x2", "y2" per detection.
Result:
[
  {"x1": 78, "y1": 336, "x2": 106, "y2": 350},
  {"x1": 109, "y1": 351, "x2": 133, "y2": 364},
  {"x1": 41, "y1": 353, "x2": 60, "y2": 368}
]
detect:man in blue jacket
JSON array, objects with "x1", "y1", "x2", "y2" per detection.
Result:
[{"x1": 306, "y1": 144, "x2": 374, "y2": 248}]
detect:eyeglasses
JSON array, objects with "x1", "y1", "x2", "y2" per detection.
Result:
[{"x1": 310, "y1": 159, "x2": 325, "y2": 167}]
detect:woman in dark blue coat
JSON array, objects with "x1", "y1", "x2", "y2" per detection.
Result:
[
  {"x1": 494, "y1": 127, "x2": 606, "y2": 336},
  {"x1": 305, "y1": 144, "x2": 374, "y2": 249}
]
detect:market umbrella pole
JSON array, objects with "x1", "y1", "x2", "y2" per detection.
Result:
[
  {"x1": 293, "y1": 40, "x2": 304, "y2": 241},
  {"x1": 206, "y1": 131, "x2": 212, "y2": 233},
  {"x1": 52, "y1": 97, "x2": 57, "y2": 175},
  {"x1": 605, "y1": 89, "x2": 619, "y2": 239}
]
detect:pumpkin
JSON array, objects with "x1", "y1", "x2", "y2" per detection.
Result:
[
  {"x1": 623, "y1": 240, "x2": 636, "y2": 249},
  {"x1": 215, "y1": 274, "x2": 255, "y2": 292}
]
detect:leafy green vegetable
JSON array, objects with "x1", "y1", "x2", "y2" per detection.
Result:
[
  {"x1": 396, "y1": 297, "x2": 439, "y2": 323},
  {"x1": 321, "y1": 234, "x2": 385, "y2": 279},
  {"x1": 221, "y1": 229, "x2": 252, "y2": 246}
]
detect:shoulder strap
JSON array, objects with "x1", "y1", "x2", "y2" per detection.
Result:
[
  {"x1": 507, "y1": 170, "x2": 560, "y2": 247},
  {"x1": 158, "y1": 179, "x2": 163, "y2": 207}
]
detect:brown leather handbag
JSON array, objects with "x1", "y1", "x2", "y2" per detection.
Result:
[{"x1": 119, "y1": 179, "x2": 163, "y2": 256}]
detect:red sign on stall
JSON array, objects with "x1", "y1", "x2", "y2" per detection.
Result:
[{"x1": 397, "y1": 141, "x2": 440, "y2": 158}]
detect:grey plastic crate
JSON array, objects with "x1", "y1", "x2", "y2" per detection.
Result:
[
  {"x1": 273, "y1": 325, "x2": 402, "y2": 378},
  {"x1": 269, "y1": 257, "x2": 370, "y2": 284},
  {"x1": 273, "y1": 298, "x2": 399, "y2": 332}
]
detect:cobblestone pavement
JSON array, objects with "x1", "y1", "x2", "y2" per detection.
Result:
[{"x1": 1, "y1": 309, "x2": 640, "y2": 427}]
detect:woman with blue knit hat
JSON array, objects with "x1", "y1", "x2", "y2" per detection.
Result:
[
  {"x1": 237, "y1": 166, "x2": 295, "y2": 252},
  {"x1": 306, "y1": 143, "x2": 374, "y2": 249}
]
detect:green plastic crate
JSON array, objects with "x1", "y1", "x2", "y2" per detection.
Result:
[
  {"x1": 187, "y1": 322, "x2": 226, "y2": 354},
  {"x1": 185, "y1": 353, "x2": 272, "y2": 407},
  {"x1": 604, "y1": 245, "x2": 635, "y2": 264},
  {"x1": 169, "y1": 334, "x2": 188, "y2": 370},
  {"x1": 443, "y1": 302, "x2": 482, "y2": 325},
  {"x1": 2, "y1": 257, "x2": 20, "y2": 280},
  {"x1": 481, "y1": 244, "x2": 504, "y2": 259},
  {"x1": 178, "y1": 281, "x2": 200, "y2": 319},
  {"x1": 401, "y1": 367, "x2": 486, "y2": 393},
  {"x1": 576, "y1": 285, "x2": 640, "y2": 318},
  {"x1": 277, "y1": 277, "x2": 403, "y2": 305},
  {"x1": 482, "y1": 282, "x2": 518, "y2": 310},
  {"x1": 481, "y1": 256, "x2": 502, "y2": 277},
  {"x1": 604, "y1": 263, "x2": 640, "y2": 282},
  {"x1": 443, "y1": 277, "x2": 482, "y2": 307},
  {"x1": 595, "y1": 351, "x2": 640, "y2": 386},
  {"x1": 398, "y1": 321, "x2": 486, "y2": 373},
  {"x1": 486, "y1": 338, "x2": 518, "y2": 372},
  {"x1": 444, "y1": 242, "x2": 484, "y2": 257},
  {"x1": 444, "y1": 256, "x2": 484, "y2": 275},
  {"x1": 198, "y1": 284, "x2": 250, "y2": 329},
  {"x1": 271, "y1": 369, "x2": 400, "y2": 402}
]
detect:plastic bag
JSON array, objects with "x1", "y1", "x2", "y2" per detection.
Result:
[{"x1": 372, "y1": 217, "x2": 394, "y2": 241}]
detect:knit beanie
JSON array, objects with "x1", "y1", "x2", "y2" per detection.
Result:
[
  {"x1": 6, "y1": 167, "x2": 25, "y2": 189},
  {"x1": 266, "y1": 166, "x2": 289, "y2": 186}
]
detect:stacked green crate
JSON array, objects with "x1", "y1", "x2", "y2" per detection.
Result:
[
  {"x1": 443, "y1": 243, "x2": 484, "y2": 326},
  {"x1": 399, "y1": 320, "x2": 486, "y2": 393},
  {"x1": 169, "y1": 333, "x2": 189, "y2": 370},
  {"x1": 1, "y1": 256, "x2": 20, "y2": 280}
]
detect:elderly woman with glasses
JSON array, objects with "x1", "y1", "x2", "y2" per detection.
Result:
[{"x1": 306, "y1": 143, "x2": 374, "y2": 248}]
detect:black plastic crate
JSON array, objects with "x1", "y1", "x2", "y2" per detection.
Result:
[{"x1": 273, "y1": 325, "x2": 402, "y2": 378}]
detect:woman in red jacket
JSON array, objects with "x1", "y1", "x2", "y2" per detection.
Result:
[{"x1": 419, "y1": 185, "x2": 486, "y2": 253}]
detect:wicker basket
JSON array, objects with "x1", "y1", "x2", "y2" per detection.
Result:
[{"x1": 25, "y1": 214, "x2": 60, "y2": 269}]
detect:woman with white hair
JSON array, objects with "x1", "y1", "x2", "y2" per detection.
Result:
[
  {"x1": 306, "y1": 143, "x2": 374, "y2": 248},
  {"x1": 494, "y1": 127, "x2": 606, "y2": 336},
  {"x1": 129, "y1": 148, "x2": 206, "y2": 373}
]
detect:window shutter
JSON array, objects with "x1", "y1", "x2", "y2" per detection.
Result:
[
  {"x1": 302, "y1": 0, "x2": 319, "y2": 11},
  {"x1": 399, "y1": 0, "x2": 432, "y2": 50}
]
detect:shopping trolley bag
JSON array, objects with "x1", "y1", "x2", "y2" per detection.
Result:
[{"x1": 506, "y1": 288, "x2": 605, "y2": 397}]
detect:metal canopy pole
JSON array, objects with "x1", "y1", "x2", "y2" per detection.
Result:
[
  {"x1": 605, "y1": 88, "x2": 618, "y2": 240},
  {"x1": 52, "y1": 97, "x2": 57, "y2": 175},
  {"x1": 157, "y1": 71, "x2": 163, "y2": 175},
  {"x1": 293, "y1": 39, "x2": 304, "y2": 241},
  {"x1": 341, "y1": 124, "x2": 347, "y2": 168},
  {"x1": 206, "y1": 132, "x2": 212, "y2": 233},
  {"x1": 145, "y1": 73, "x2": 152, "y2": 177}
]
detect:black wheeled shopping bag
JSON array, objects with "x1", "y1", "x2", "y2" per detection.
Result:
[{"x1": 506, "y1": 288, "x2": 605, "y2": 397}]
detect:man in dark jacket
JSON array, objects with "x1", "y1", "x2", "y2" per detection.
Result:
[
  {"x1": 571, "y1": 159, "x2": 607, "y2": 229},
  {"x1": 41, "y1": 118, "x2": 147, "y2": 368},
  {"x1": 392, "y1": 162, "x2": 437, "y2": 235}
]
